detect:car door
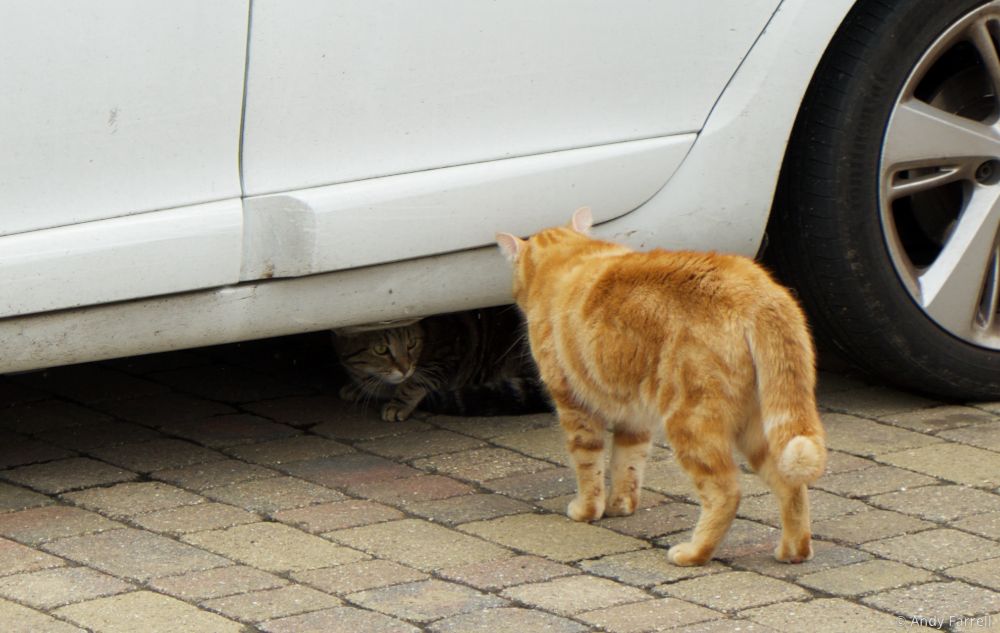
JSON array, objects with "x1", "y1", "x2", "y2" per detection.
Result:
[
  {"x1": 0, "y1": 0, "x2": 248, "y2": 317},
  {"x1": 238, "y1": 0, "x2": 780, "y2": 280}
]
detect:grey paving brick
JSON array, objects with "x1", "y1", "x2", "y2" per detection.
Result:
[
  {"x1": 879, "y1": 405, "x2": 996, "y2": 433},
  {"x1": 862, "y1": 581, "x2": 1000, "y2": 621},
  {"x1": 203, "y1": 584, "x2": 341, "y2": 622},
  {"x1": 273, "y1": 500, "x2": 404, "y2": 533},
  {"x1": 281, "y1": 453, "x2": 419, "y2": 489},
  {"x1": 55, "y1": 590, "x2": 243, "y2": 633},
  {"x1": 411, "y1": 446, "x2": 552, "y2": 481},
  {"x1": 945, "y1": 557, "x2": 1000, "y2": 591},
  {"x1": 0, "y1": 537, "x2": 65, "y2": 577},
  {"x1": 862, "y1": 528, "x2": 1000, "y2": 570},
  {"x1": 158, "y1": 413, "x2": 301, "y2": 448},
  {"x1": 658, "y1": 571, "x2": 808, "y2": 613},
  {"x1": 44, "y1": 528, "x2": 228, "y2": 581},
  {"x1": 428, "y1": 607, "x2": 587, "y2": 633},
  {"x1": 439, "y1": 555, "x2": 577, "y2": 591},
  {"x1": 19, "y1": 366, "x2": 169, "y2": 404},
  {"x1": 149, "y1": 565, "x2": 288, "y2": 601},
  {"x1": 501, "y1": 575, "x2": 649, "y2": 616},
  {"x1": 821, "y1": 413, "x2": 942, "y2": 457},
  {"x1": 357, "y1": 429, "x2": 486, "y2": 461},
  {"x1": 0, "y1": 437, "x2": 75, "y2": 469},
  {"x1": 583, "y1": 549, "x2": 726, "y2": 588},
  {"x1": 0, "y1": 457, "x2": 137, "y2": 494},
  {"x1": 797, "y1": 559, "x2": 934, "y2": 596},
  {"x1": 669, "y1": 620, "x2": 781, "y2": 633},
  {"x1": 152, "y1": 458, "x2": 280, "y2": 492},
  {"x1": 813, "y1": 464, "x2": 936, "y2": 497},
  {"x1": 97, "y1": 392, "x2": 235, "y2": 426},
  {"x1": 346, "y1": 474, "x2": 474, "y2": 507},
  {"x1": 0, "y1": 482, "x2": 53, "y2": 513},
  {"x1": 151, "y1": 364, "x2": 309, "y2": 403},
  {"x1": 203, "y1": 476, "x2": 345, "y2": 514},
  {"x1": 242, "y1": 395, "x2": 349, "y2": 428},
  {"x1": 812, "y1": 508, "x2": 935, "y2": 544},
  {"x1": 294, "y1": 560, "x2": 429, "y2": 595},
  {"x1": 260, "y1": 606, "x2": 420, "y2": 633},
  {"x1": 0, "y1": 567, "x2": 133, "y2": 609},
  {"x1": 878, "y1": 444, "x2": 1000, "y2": 488},
  {"x1": 742, "y1": 598, "x2": 901, "y2": 632},
  {"x1": 822, "y1": 450, "x2": 878, "y2": 475},
  {"x1": 34, "y1": 421, "x2": 161, "y2": 452},
  {"x1": 579, "y1": 597, "x2": 722, "y2": 633},
  {"x1": 656, "y1": 518, "x2": 781, "y2": 562},
  {"x1": 225, "y1": 435, "x2": 353, "y2": 465},
  {"x1": 736, "y1": 489, "x2": 868, "y2": 526},
  {"x1": 938, "y1": 423, "x2": 1000, "y2": 452},
  {"x1": 61, "y1": 481, "x2": 204, "y2": 518},
  {"x1": 349, "y1": 579, "x2": 507, "y2": 624},
  {"x1": 491, "y1": 426, "x2": 570, "y2": 465},
  {"x1": 460, "y1": 513, "x2": 648, "y2": 562},
  {"x1": 184, "y1": 522, "x2": 367, "y2": 573},
  {"x1": 329, "y1": 518, "x2": 512, "y2": 572},
  {"x1": 595, "y1": 501, "x2": 700, "y2": 540},
  {"x1": 132, "y1": 502, "x2": 259, "y2": 534},
  {"x1": 88, "y1": 438, "x2": 223, "y2": 473},
  {"x1": 818, "y1": 386, "x2": 935, "y2": 417},
  {"x1": 951, "y1": 511, "x2": 1000, "y2": 539},
  {"x1": 311, "y1": 416, "x2": 433, "y2": 442},
  {"x1": 406, "y1": 492, "x2": 532, "y2": 524},
  {"x1": 0, "y1": 506, "x2": 122, "y2": 545},
  {"x1": 868, "y1": 484, "x2": 1000, "y2": 522},
  {"x1": 482, "y1": 467, "x2": 578, "y2": 501},
  {"x1": 0, "y1": 597, "x2": 83, "y2": 633},
  {"x1": 3, "y1": 400, "x2": 111, "y2": 435}
]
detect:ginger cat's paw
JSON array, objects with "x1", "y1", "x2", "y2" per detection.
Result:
[
  {"x1": 667, "y1": 542, "x2": 712, "y2": 567},
  {"x1": 604, "y1": 493, "x2": 638, "y2": 517},
  {"x1": 774, "y1": 538, "x2": 813, "y2": 564},
  {"x1": 567, "y1": 497, "x2": 604, "y2": 522},
  {"x1": 380, "y1": 401, "x2": 413, "y2": 422}
]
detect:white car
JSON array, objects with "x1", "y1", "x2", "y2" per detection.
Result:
[{"x1": 2, "y1": 0, "x2": 998, "y2": 398}]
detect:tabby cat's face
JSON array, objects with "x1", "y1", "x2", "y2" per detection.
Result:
[{"x1": 334, "y1": 324, "x2": 424, "y2": 385}]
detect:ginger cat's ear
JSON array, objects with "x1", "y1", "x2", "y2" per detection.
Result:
[
  {"x1": 496, "y1": 232, "x2": 525, "y2": 262},
  {"x1": 571, "y1": 207, "x2": 593, "y2": 234}
]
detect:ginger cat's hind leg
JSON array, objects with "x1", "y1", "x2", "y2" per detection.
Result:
[
  {"x1": 666, "y1": 414, "x2": 741, "y2": 566},
  {"x1": 556, "y1": 402, "x2": 608, "y2": 522},
  {"x1": 605, "y1": 427, "x2": 652, "y2": 517}
]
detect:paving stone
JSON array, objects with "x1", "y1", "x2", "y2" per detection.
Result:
[
  {"x1": 658, "y1": 571, "x2": 808, "y2": 612},
  {"x1": 203, "y1": 476, "x2": 345, "y2": 514},
  {"x1": 0, "y1": 537, "x2": 65, "y2": 577},
  {"x1": 579, "y1": 597, "x2": 722, "y2": 632},
  {"x1": 0, "y1": 378, "x2": 47, "y2": 405},
  {"x1": 225, "y1": 435, "x2": 354, "y2": 465},
  {"x1": 152, "y1": 458, "x2": 280, "y2": 492},
  {"x1": 742, "y1": 597, "x2": 901, "y2": 632},
  {"x1": 938, "y1": 423, "x2": 1000, "y2": 452},
  {"x1": 35, "y1": 421, "x2": 163, "y2": 453},
  {"x1": 583, "y1": 549, "x2": 727, "y2": 587},
  {"x1": 281, "y1": 453, "x2": 419, "y2": 489},
  {"x1": 19, "y1": 366, "x2": 170, "y2": 403},
  {"x1": 862, "y1": 528, "x2": 1000, "y2": 570},
  {"x1": 0, "y1": 597, "x2": 83, "y2": 633},
  {"x1": 818, "y1": 386, "x2": 935, "y2": 417},
  {"x1": 274, "y1": 500, "x2": 404, "y2": 533},
  {"x1": 951, "y1": 511, "x2": 1000, "y2": 539},
  {"x1": 643, "y1": 458, "x2": 698, "y2": 499},
  {"x1": 669, "y1": 620, "x2": 782, "y2": 633},
  {"x1": 61, "y1": 481, "x2": 204, "y2": 518},
  {"x1": 0, "y1": 436, "x2": 75, "y2": 469},
  {"x1": 822, "y1": 450, "x2": 878, "y2": 475},
  {"x1": 821, "y1": 413, "x2": 941, "y2": 457},
  {"x1": 797, "y1": 559, "x2": 934, "y2": 596},
  {"x1": 294, "y1": 560, "x2": 429, "y2": 595},
  {"x1": 595, "y1": 501, "x2": 700, "y2": 540},
  {"x1": 260, "y1": 605, "x2": 420, "y2": 633},
  {"x1": 242, "y1": 395, "x2": 350, "y2": 428},
  {"x1": 483, "y1": 467, "x2": 578, "y2": 501},
  {"x1": 428, "y1": 607, "x2": 587, "y2": 633},
  {"x1": 88, "y1": 438, "x2": 223, "y2": 473},
  {"x1": 461, "y1": 513, "x2": 647, "y2": 562},
  {"x1": 55, "y1": 590, "x2": 243, "y2": 633},
  {"x1": 727, "y1": 541, "x2": 872, "y2": 579},
  {"x1": 151, "y1": 364, "x2": 309, "y2": 403},
  {"x1": 0, "y1": 457, "x2": 137, "y2": 494},
  {"x1": 877, "y1": 444, "x2": 1000, "y2": 488},
  {"x1": 0, "y1": 506, "x2": 122, "y2": 545},
  {"x1": 132, "y1": 502, "x2": 259, "y2": 534},
  {"x1": 813, "y1": 464, "x2": 936, "y2": 497},
  {"x1": 347, "y1": 474, "x2": 474, "y2": 507},
  {"x1": 203, "y1": 584, "x2": 341, "y2": 622},
  {"x1": 736, "y1": 489, "x2": 868, "y2": 526},
  {"x1": 491, "y1": 427, "x2": 570, "y2": 465},
  {"x1": 862, "y1": 581, "x2": 1000, "y2": 621},
  {"x1": 432, "y1": 412, "x2": 557, "y2": 438},
  {"x1": 357, "y1": 430, "x2": 486, "y2": 461},
  {"x1": 97, "y1": 392, "x2": 236, "y2": 426},
  {"x1": 149, "y1": 565, "x2": 288, "y2": 601},
  {"x1": 329, "y1": 519, "x2": 512, "y2": 571},
  {"x1": 45, "y1": 528, "x2": 228, "y2": 581},
  {"x1": 868, "y1": 484, "x2": 1000, "y2": 522},
  {"x1": 945, "y1": 557, "x2": 1000, "y2": 591},
  {"x1": 411, "y1": 447, "x2": 552, "y2": 481},
  {"x1": 311, "y1": 416, "x2": 433, "y2": 442},
  {"x1": 159, "y1": 413, "x2": 301, "y2": 448},
  {"x1": 812, "y1": 509, "x2": 935, "y2": 544},
  {"x1": 535, "y1": 490, "x2": 672, "y2": 516},
  {"x1": 655, "y1": 519, "x2": 780, "y2": 562},
  {"x1": 406, "y1": 492, "x2": 532, "y2": 524},
  {"x1": 349, "y1": 578, "x2": 506, "y2": 624},
  {"x1": 439, "y1": 555, "x2": 577, "y2": 591},
  {"x1": 0, "y1": 567, "x2": 133, "y2": 609},
  {"x1": 184, "y1": 522, "x2": 367, "y2": 573},
  {"x1": 879, "y1": 406, "x2": 996, "y2": 433},
  {"x1": 502, "y1": 575, "x2": 648, "y2": 616},
  {"x1": 4, "y1": 400, "x2": 111, "y2": 435},
  {"x1": 0, "y1": 481, "x2": 53, "y2": 512}
]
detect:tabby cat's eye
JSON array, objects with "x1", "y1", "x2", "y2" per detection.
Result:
[{"x1": 373, "y1": 344, "x2": 389, "y2": 355}]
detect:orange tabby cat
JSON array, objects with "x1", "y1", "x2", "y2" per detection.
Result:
[{"x1": 496, "y1": 208, "x2": 826, "y2": 566}]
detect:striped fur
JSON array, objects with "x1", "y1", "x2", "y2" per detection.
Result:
[{"x1": 333, "y1": 307, "x2": 550, "y2": 422}]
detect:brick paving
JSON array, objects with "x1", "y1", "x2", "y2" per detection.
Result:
[{"x1": 0, "y1": 334, "x2": 997, "y2": 632}]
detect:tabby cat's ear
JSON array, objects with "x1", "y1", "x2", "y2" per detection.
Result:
[
  {"x1": 571, "y1": 207, "x2": 593, "y2": 234},
  {"x1": 496, "y1": 232, "x2": 525, "y2": 262}
]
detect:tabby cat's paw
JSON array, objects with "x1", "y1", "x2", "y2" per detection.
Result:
[
  {"x1": 381, "y1": 402, "x2": 413, "y2": 422},
  {"x1": 667, "y1": 542, "x2": 711, "y2": 567},
  {"x1": 338, "y1": 383, "x2": 362, "y2": 402},
  {"x1": 567, "y1": 497, "x2": 604, "y2": 522}
]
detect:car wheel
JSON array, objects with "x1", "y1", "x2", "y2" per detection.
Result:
[{"x1": 770, "y1": 0, "x2": 1000, "y2": 399}]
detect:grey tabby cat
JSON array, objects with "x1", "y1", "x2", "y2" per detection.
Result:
[{"x1": 333, "y1": 307, "x2": 550, "y2": 422}]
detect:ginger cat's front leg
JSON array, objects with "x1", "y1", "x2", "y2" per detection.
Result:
[
  {"x1": 606, "y1": 427, "x2": 652, "y2": 517},
  {"x1": 557, "y1": 403, "x2": 608, "y2": 522}
]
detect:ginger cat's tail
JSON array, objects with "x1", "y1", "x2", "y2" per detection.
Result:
[{"x1": 747, "y1": 309, "x2": 827, "y2": 487}]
